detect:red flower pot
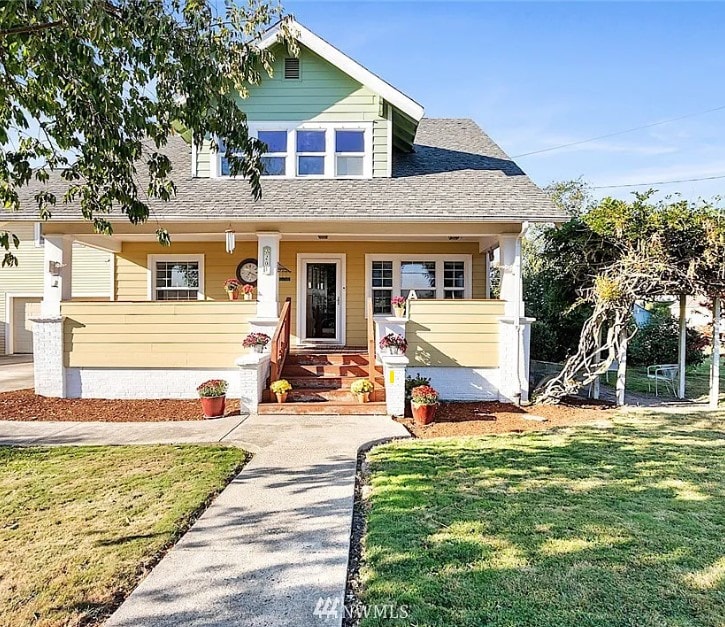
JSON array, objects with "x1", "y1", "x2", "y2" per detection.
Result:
[
  {"x1": 200, "y1": 395, "x2": 226, "y2": 418},
  {"x1": 411, "y1": 402, "x2": 437, "y2": 425}
]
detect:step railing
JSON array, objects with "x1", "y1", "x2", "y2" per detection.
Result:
[
  {"x1": 367, "y1": 297, "x2": 377, "y2": 396},
  {"x1": 269, "y1": 297, "x2": 292, "y2": 385}
]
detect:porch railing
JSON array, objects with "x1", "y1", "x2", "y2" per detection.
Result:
[
  {"x1": 367, "y1": 297, "x2": 377, "y2": 394},
  {"x1": 269, "y1": 297, "x2": 292, "y2": 384}
]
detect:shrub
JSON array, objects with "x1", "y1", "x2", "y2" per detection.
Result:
[
  {"x1": 197, "y1": 379, "x2": 228, "y2": 397},
  {"x1": 629, "y1": 307, "x2": 706, "y2": 367},
  {"x1": 405, "y1": 373, "x2": 431, "y2": 401}
]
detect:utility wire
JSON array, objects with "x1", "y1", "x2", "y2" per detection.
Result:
[
  {"x1": 512, "y1": 104, "x2": 725, "y2": 158},
  {"x1": 592, "y1": 173, "x2": 725, "y2": 190}
]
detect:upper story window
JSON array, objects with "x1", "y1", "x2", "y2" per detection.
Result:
[
  {"x1": 296, "y1": 130, "x2": 326, "y2": 176},
  {"x1": 215, "y1": 123, "x2": 372, "y2": 180},
  {"x1": 335, "y1": 130, "x2": 365, "y2": 176},
  {"x1": 258, "y1": 130, "x2": 287, "y2": 176}
]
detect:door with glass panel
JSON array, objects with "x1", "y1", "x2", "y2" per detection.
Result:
[{"x1": 301, "y1": 258, "x2": 344, "y2": 344}]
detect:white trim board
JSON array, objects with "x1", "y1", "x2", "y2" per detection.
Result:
[
  {"x1": 296, "y1": 253, "x2": 347, "y2": 346},
  {"x1": 258, "y1": 19, "x2": 424, "y2": 122}
]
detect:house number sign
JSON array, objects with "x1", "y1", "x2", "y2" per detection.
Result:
[{"x1": 262, "y1": 246, "x2": 272, "y2": 275}]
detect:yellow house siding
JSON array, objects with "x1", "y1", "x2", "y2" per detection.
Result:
[
  {"x1": 406, "y1": 299, "x2": 505, "y2": 368},
  {"x1": 277, "y1": 240, "x2": 486, "y2": 346},
  {"x1": 0, "y1": 222, "x2": 111, "y2": 354},
  {"x1": 115, "y1": 241, "x2": 257, "y2": 301},
  {"x1": 61, "y1": 301, "x2": 256, "y2": 367}
]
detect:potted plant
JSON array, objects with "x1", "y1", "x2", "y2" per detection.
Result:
[
  {"x1": 379, "y1": 333, "x2": 408, "y2": 355},
  {"x1": 410, "y1": 384, "x2": 438, "y2": 425},
  {"x1": 241, "y1": 283, "x2": 254, "y2": 301},
  {"x1": 350, "y1": 378, "x2": 374, "y2": 403},
  {"x1": 243, "y1": 332, "x2": 271, "y2": 353},
  {"x1": 224, "y1": 277, "x2": 241, "y2": 300},
  {"x1": 270, "y1": 379, "x2": 292, "y2": 403},
  {"x1": 391, "y1": 296, "x2": 406, "y2": 318},
  {"x1": 197, "y1": 379, "x2": 228, "y2": 418}
]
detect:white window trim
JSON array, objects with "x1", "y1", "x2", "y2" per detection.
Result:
[
  {"x1": 33, "y1": 222, "x2": 44, "y2": 248},
  {"x1": 147, "y1": 254, "x2": 205, "y2": 301},
  {"x1": 365, "y1": 254, "x2": 473, "y2": 317},
  {"x1": 215, "y1": 121, "x2": 373, "y2": 180}
]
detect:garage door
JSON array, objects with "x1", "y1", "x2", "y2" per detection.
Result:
[{"x1": 12, "y1": 297, "x2": 41, "y2": 354}]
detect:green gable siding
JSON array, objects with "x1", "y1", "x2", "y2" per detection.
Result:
[{"x1": 194, "y1": 44, "x2": 390, "y2": 178}]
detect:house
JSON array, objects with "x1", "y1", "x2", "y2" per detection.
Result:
[
  {"x1": 0, "y1": 223, "x2": 112, "y2": 355},
  {"x1": 7, "y1": 20, "x2": 566, "y2": 414}
]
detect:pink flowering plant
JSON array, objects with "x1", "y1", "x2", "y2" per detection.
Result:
[
  {"x1": 197, "y1": 379, "x2": 228, "y2": 398},
  {"x1": 243, "y1": 332, "x2": 271, "y2": 348},
  {"x1": 391, "y1": 296, "x2": 406, "y2": 307},
  {"x1": 241, "y1": 283, "x2": 254, "y2": 294},
  {"x1": 410, "y1": 385, "x2": 438, "y2": 406},
  {"x1": 379, "y1": 333, "x2": 408, "y2": 353},
  {"x1": 223, "y1": 278, "x2": 240, "y2": 293}
]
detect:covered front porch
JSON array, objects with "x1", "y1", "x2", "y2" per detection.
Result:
[{"x1": 32, "y1": 220, "x2": 531, "y2": 409}]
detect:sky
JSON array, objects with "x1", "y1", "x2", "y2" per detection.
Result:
[{"x1": 284, "y1": 0, "x2": 725, "y2": 202}]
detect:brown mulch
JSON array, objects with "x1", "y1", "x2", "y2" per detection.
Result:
[
  {"x1": 396, "y1": 398, "x2": 613, "y2": 439},
  {"x1": 0, "y1": 389, "x2": 240, "y2": 422}
]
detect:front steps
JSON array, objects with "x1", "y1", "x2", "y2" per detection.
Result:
[{"x1": 259, "y1": 349, "x2": 387, "y2": 415}]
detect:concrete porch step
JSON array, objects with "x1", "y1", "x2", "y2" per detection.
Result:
[{"x1": 257, "y1": 401, "x2": 388, "y2": 415}]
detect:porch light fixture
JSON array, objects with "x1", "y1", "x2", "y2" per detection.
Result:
[{"x1": 225, "y1": 229, "x2": 236, "y2": 254}]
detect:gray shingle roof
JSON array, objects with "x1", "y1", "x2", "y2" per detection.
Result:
[{"x1": 9, "y1": 118, "x2": 565, "y2": 223}]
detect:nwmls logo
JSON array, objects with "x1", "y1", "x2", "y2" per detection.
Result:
[{"x1": 313, "y1": 597, "x2": 410, "y2": 621}]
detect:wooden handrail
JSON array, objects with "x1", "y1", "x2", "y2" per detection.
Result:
[
  {"x1": 269, "y1": 297, "x2": 292, "y2": 385},
  {"x1": 367, "y1": 297, "x2": 376, "y2": 393}
]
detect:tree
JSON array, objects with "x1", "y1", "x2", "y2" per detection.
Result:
[
  {"x1": 533, "y1": 192, "x2": 725, "y2": 405},
  {"x1": 1, "y1": 0, "x2": 295, "y2": 267}
]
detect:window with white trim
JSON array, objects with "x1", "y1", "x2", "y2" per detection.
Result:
[
  {"x1": 367, "y1": 255, "x2": 473, "y2": 311},
  {"x1": 149, "y1": 255, "x2": 204, "y2": 301},
  {"x1": 335, "y1": 129, "x2": 365, "y2": 176},
  {"x1": 216, "y1": 123, "x2": 371, "y2": 179}
]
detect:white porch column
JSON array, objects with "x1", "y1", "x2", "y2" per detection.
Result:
[
  {"x1": 252, "y1": 232, "x2": 281, "y2": 337},
  {"x1": 497, "y1": 233, "x2": 532, "y2": 404},
  {"x1": 236, "y1": 353, "x2": 271, "y2": 414},
  {"x1": 41, "y1": 235, "x2": 73, "y2": 317}
]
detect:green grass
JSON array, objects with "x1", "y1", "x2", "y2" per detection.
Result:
[
  {"x1": 361, "y1": 413, "x2": 725, "y2": 626},
  {"x1": 620, "y1": 358, "x2": 724, "y2": 402},
  {"x1": 0, "y1": 445, "x2": 248, "y2": 627}
]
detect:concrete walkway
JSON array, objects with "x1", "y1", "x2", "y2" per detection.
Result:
[
  {"x1": 0, "y1": 413, "x2": 409, "y2": 626},
  {"x1": 0, "y1": 355, "x2": 34, "y2": 392}
]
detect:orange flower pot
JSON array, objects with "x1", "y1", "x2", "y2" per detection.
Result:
[
  {"x1": 411, "y1": 402, "x2": 437, "y2": 425},
  {"x1": 200, "y1": 395, "x2": 226, "y2": 418}
]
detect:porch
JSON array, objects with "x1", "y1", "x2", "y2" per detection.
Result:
[{"x1": 31, "y1": 223, "x2": 531, "y2": 410}]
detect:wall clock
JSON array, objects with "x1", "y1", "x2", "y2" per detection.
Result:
[{"x1": 236, "y1": 258, "x2": 258, "y2": 286}]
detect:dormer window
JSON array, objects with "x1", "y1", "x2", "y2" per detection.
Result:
[
  {"x1": 296, "y1": 130, "x2": 326, "y2": 176},
  {"x1": 258, "y1": 130, "x2": 287, "y2": 176},
  {"x1": 335, "y1": 130, "x2": 365, "y2": 176},
  {"x1": 284, "y1": 57, "x2": 300, "y2": 80}
]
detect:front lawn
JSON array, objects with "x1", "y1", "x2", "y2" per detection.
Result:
[
  {"x1": 361, "y1": 413, "x2": 724, "y2": 626},
  {"x1": 0, "y1": 445, "x2": 248, "y2": 627}
]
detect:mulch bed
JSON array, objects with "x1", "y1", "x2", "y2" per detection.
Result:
[
  {"x1": 0, "y1": 389, "x2": 240, "y2": 422},
  {"x1": 396, "y1": 398, "x2": 613, "y2": 439}
]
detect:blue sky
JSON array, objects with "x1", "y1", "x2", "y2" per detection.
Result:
[{"x1": 285, "y1": 1, "x2": 725, "y2": 202}]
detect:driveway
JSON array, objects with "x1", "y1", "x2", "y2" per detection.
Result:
[
  {"x1": 0, "y1": 413, "x2": 410, "y2": 626},
  {"x1": 0, "y1": 355, "x2": 34, "y2": 392}
]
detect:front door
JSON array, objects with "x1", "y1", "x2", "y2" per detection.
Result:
[{"x1": 298, "y1": 256, "x2": 345, "y2": 345}]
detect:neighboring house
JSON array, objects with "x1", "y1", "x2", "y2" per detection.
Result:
[
  {"x1": 8, "y1": 20, "x2": 566, "y2": 413},
  {"x1": 0, "y1": 222, "x2": 112, "y2": 355}
]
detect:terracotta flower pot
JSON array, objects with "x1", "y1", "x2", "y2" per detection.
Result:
[
  {"x1": 228, "y1": 291, "x2": 238, "y2": 301},
  {"x1": 411, "y1": 402, "x2": 437, "y2": 425},
  {"x1": 275, "y1": 392, "x2": 288, "y2": 404},
  {"x1": 356, "y1": 392, "x2": 370, "y2": 404},
  {"x1": 200, "y1": 395, "x2": 226, "y2": 418}
]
